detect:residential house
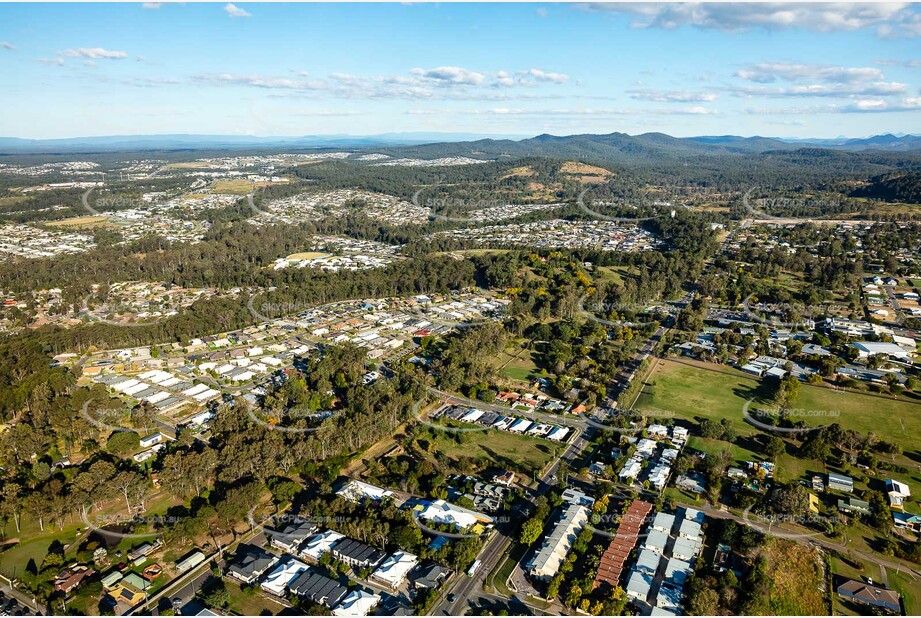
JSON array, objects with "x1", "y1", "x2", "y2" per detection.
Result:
[
  {"x1": 226, "y1": 544, "x2": 279, "y2": 584},
  {"x1": 836, "y1": 579, "x2": 901, "y2": 613},
  {"x1": 371, "y1": 551, "x2": 418, "y2": 590},
  {"x1": 828, "y1": 473, "x2": 854, "y2": 493},
  {"x1": 267, "y1": 518, "x2": 319, "y2": 554},
  {"x1": 332, "y1": 589, "x2": 381, "y2": 616},
  {"x1": 409, "y1": 563, "x2": 449, "y2": 590},
  {"x1": 331, "y1": 537, "x2": 387, "y2": 570},
  {"x1": 288, "y1": 570, "x2": 348, "y2": 608}
]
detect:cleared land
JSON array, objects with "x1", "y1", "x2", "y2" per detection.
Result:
[
  {"x1": 285, "y1": 251, "x2": 328, "y2": 260},
  {"x1": 636, "y1": 358, "x2": 921, "y2": 446},
  {"x1": 45, "y1": 215, "x2": 115, "y2": 229},
  {"x1": 637, "y1": 358, "x2": 921, "y2": 502},
  {"x1": 423, "y1": 420, "x2": 558, "y2": 474}
]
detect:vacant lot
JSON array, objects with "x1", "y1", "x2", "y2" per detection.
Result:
[
  {"x1": 637, "y1": 358, "x2": 921, "y2": 500},
  {"x1": 491, "y1": 342, "x2": 541, "y2": 384},
  {"x1": 636, "y1": 359, "x2": 921, "y2": 447},
  {"x1": 286, "y1": 251, "x2": 328, "y2": 260},
  {"x1": 45, "y1": 215, "x2": 115, "y2": 229},
  {"x1": 748, "y1": 538, "x2": 827, "y2": 615},
  {"x1": 423, "y1": 421, "x2": 558, "y2": 475}
]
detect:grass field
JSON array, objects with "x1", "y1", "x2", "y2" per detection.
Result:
[
  {"x1": 637, "y1": 358, "x2": 921, "y2": 503},
  {"x1": 286, "y1": 251, "x2": 328, "y2": 260},
  {"x1": 491, "y1": 342, "x2": 541, "y2": 384},
  {"x1": 45, "y1": 215, "x2": 114, "y2": 229},
  {"x1": 595, "y1": 265, "x2": 635, "y2": 286},
  {"x1": 212, "y1": 179, "x2": 285, "y2": 195},
  {"x1": 889, "y1": 569, "x2": 921, "y2": 616},
  {"x1": 424, "y1": 421, "x2": 558, "y2": 474},
  {"x1": 224, "y1": 579, "x2": 286, "y2": 615},
  {"x1": 749, "y1": 538, "x2": 828, "y2": 615},
  {"x1": 636, "y1": 359, "x2": 921, "y2": 448},
  {"x1": 165, "y1": 162, "x2": 213, "y2": 170}
]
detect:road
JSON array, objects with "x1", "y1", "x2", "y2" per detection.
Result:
[
  {"x1": 0, "y1": 577, "x2": 44, "y2": 615},
  {"x1": 429, "y1": 389, "x2": 596, "y2": 615}
]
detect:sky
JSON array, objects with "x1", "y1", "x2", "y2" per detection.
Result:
[{"x1": 1, "y1": 2, "x2": 920, "y2": 140}]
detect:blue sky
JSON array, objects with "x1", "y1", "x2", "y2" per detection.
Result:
[{"x1": 1, "y1": 2, "x2": 920, "y2": 139}]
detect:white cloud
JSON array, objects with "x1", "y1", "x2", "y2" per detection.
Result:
[
  {"x1": 732, "y1": 81, "x2": 907, "y2": 98},
  {"x1": 735, "y1": 62, "x2": 885, "y2": 84},
  {"x1": 192, "y1": 65, "x2": 571, "y2": 101},
  {"x1": 747, "y1": 97, "x2": 921, "y2": 114},
  {"x1": 142, "y1": 2, "x2": 162, "y2": 8},
  {"x1": 629, "y1": 89, "x2": 718, "y2": 102},
  {"x1": 581, "y1": 3, "x2": 921, "y2": 38},
  {"x1": 537, "y1": 7, "x2": 548, "y2": 17},
  {"x1": 37, "y1": 57, "x2": 64, "y2": 66},
  {"x1": 410, "y1": 106, "x2": 718, "y2": 117},
  {"x1": 525, "y1": 68, "x2": 569, "y2": 84},
  {"x1": 224, "y1": 3, "x2": 251, "y2": 18},
  {"x1": 0, "y1": 42, "x2": 15, "y2": 51},
  {"x1": 410, "y1": 66, "x2": 485, "y2": 86},
  {"x1": 61, "y1": 47, "x2": 128, "y2": 60},
  {"x1": 491, "y1": 69, "x2": 570, "y2": 88}
]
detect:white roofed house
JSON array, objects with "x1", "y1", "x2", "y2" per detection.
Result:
[
  {"x1": 139, "y1": 432, "x2": 166, "y2": 449},
  {"x1": 886, "y1": 479, "x2": 911, "y2": 509},
  {"x1": 417, "y1": 500, "x2": 494, "y2": 530},
  {"x1": 370, "y1": 551, "x2": 418, "y2": 589},
  {"x1": 332, "y1": 589, "x2": 381, "y2": 616},
  {"x1": 336, "y1": 479, "x2": 394, "y2": 504},
  {"x1": 261, "y1": 557, "x2": 309, "y2": 597},
  {"x1": 527, "y1": 503, "x2": 589, "y2": 581},
  {"x1": 301, "y1": 530, "x2": 345, "y2": 563}
]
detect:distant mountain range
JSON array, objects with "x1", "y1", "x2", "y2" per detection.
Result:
[
  {"x1": 0, "y1": 132, "x2": 530, "y2": 153},
  {"x1": 0, "y1": 131, "x2": 919, "y2": 156}
]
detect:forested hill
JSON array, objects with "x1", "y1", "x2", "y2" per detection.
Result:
[
  {"x1": 851, "y1": 172, "x2": 921, "y2": 204},
  {"x1": 378, "y1": 132, "x2": 921, "y2": 168}
]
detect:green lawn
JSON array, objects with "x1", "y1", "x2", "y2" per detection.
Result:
[
  {"x1": 889, "y1": 568, "x2": 921, "y2": 616},
  {"x1": 224, "y1": 579, "x2": 286, "y2": 615},
  {"x1": 830, "y1": 553, "x2": 921, "y2": 617},
  {"x1": 501, "y1": 366, "x2": 536, "y2": 381},
  {"x1": 637, "y1": 359, "x2": 921, "y2": 449},
  {"x1": 492, "y1": 344, "x2": 540, "y2": 384},
  {"x1": 688, "y1": 435, "x2": 760, "y2": 465},
  {"x1": 636, "y1": 359, "x2": 771, "y2": 437},
  {"x1": 425, "y1": 421, "x2": 559, "y2": 475}
]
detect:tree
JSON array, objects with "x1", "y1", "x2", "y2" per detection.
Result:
[
  {"x1": 766, "y1": 436, "x2": 786, "y2": 459},
  {"x1": 688, "y1": 587, "x2": 720, "y2": 616},
  {"x1": 105, "y1": 431, "x2": 141, "y2": 455},
  {"x1": 112, "y1": 470, "x2": 148, "y2": 513},
  {"x1": 519, "y1": 517, "x2": 544, "y2": 545},
  {"x1": 546, "y1": 573, "x2": 564, "y2": 600}
]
